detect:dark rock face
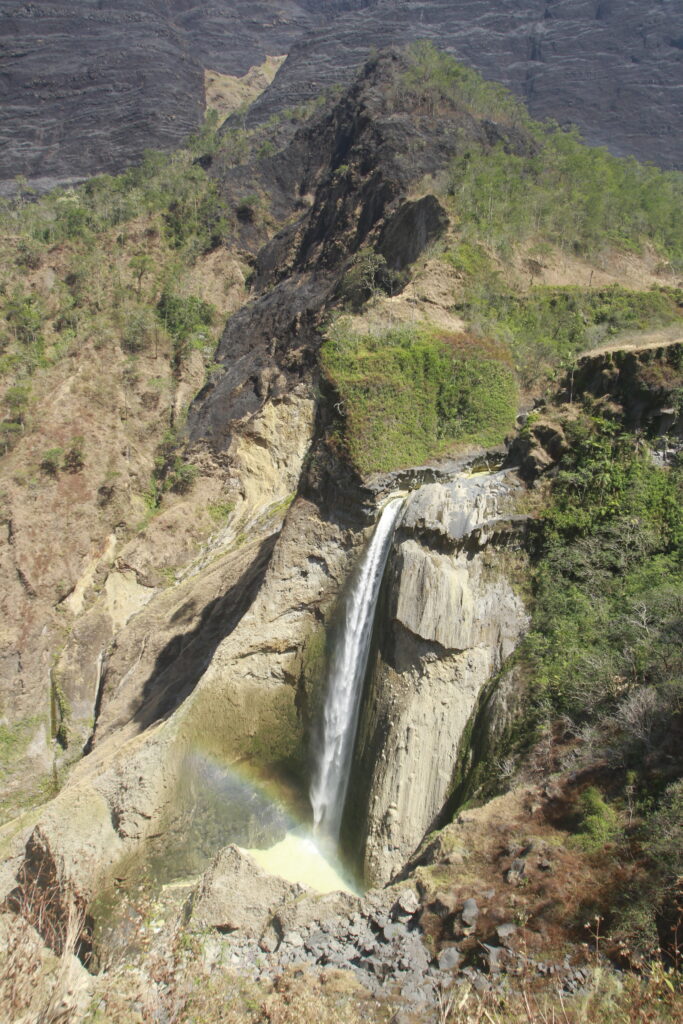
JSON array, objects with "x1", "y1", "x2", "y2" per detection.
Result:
[
  {"x1": 2, "y1": 0, "x2": 682, "y2": 192},
  {"x1": 188, "y1": 51, "x2": 485, "y2": 456},
  {"x1": 251, "y1": 0, "x2": 683, "y2": 170},
  {"x1": 0, "y1": 0, "x2": 360, "y2": 193},
  {"x1": 377, "y1": 195, "x2": 449, "y2": 271}
]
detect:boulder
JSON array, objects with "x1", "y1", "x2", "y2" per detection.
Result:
[
  {"x1": 189, "y1": 845, "x2": 306, "y2": 936},
  {"x1": 461, "y1": 897, "x2": 479, "y2": 927},
  {"x1": 272, "y1": 889, "x2": 361, "y2": 937}
]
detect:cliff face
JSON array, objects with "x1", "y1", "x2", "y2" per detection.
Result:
[
  {"x1": 0, "y1": 0, "x2": 356, "y2": 193},
  {"x1": 250, "y1": 0, "x2": 683, "y2": 171},
  {"x1": 2, "y1": 0, "x2": 683, "y2": 194},
  {"x1": 346, "y1": 473, "x2": 529, "y2": 885}
]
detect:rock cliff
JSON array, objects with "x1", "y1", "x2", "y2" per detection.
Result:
[
  {"x1": 2, "y1": 0, "x2": 683, "y2": 193},
  {"x1": 346, "y1": 473, "x2": 529, "y2": 884}
]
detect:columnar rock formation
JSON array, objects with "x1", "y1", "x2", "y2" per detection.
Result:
[{"x1": 347, "y1": 473, "x2": 529, "y2": 884}]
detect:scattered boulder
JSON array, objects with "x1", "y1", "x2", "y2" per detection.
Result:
[
  {"x1": 496, "y1": 922, "x2": 517, "y2": 947},
  {"x1": 273, "y1": 889, "x2": 360, "y2": 936},
  {"x1": 437, "y1": 946, "x2": 463, "y2": 971},
  {"x1": 505, "y1": 858, "x2": 527, "y2": 886},
  {"x1": 394, "y1": 887, "x2": 420, "y2": 917},
  {"x1": 461, "y1": 897, "x2": 479, "y2": 927}
]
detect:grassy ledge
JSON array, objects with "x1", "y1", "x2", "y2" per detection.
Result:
[{"x1": 321, "y1": 320, "x2": 518, "y2": 474}]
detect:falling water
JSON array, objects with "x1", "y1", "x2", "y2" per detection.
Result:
[{"x1": 310, "y1": 497, "x2": 404, "y2": 840}]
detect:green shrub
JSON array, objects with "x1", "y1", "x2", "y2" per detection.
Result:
[
  {"x1": 40, "y1": 447, "x2": 64, "y2": 476},
  {"x1": 3, "y1": 383, "x2": 30, "y2": 421},
  {"x1": 156, "y1": 290, "x2": 215, "y2": 365},
  {"x1": 120, "y1": 303, "x2": 156, "y2": 353},
  {"x1": 151, "y1": 429, "x2": 199, "y2": 498},
  {"x1": 3, "y1": 288, "x2": 44, "y2": 349},
  {"x1": 615, "y1": 779, "x2": 683, "y2": 959},
  {"x1": 441, "y1": 242, "x2": 492, "y2": 278},
  {"x1": 207, "y1": 500, "x2": 235, "y2": 522},
  {"x1": 574, "y1": 786, "x2": 619, "y2": 851},
  {"x1": 163, "y1": 181, "x2": 230, "y2": 252},
  {"x1": 166, "y1": 458, "x2": 198, "y2": 494},
  {"x1": 338, "y1": 248, "x2": 391, "y2": 309},
  {"x1": 15, "y1": 237, "x2": 42, "y2": 270}
]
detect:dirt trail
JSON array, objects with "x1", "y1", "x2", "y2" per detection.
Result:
[{"x1": 577, "y1": 324, "x2": 683, "y2": 360}]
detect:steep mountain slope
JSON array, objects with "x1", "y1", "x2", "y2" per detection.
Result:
[
  {"x1": 0, "y1": 0, "x2": 359, "y2": 193},
  {"x1": 2, "y1": 0, "x2": 683, "y2": 193},
  {"x1": 249, "y1": 0, "x2": 683, "y2": 170}
]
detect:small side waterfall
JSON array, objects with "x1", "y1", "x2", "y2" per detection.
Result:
[{"x1": 309, "y1": 497, "x2": 404, "y2": 840}]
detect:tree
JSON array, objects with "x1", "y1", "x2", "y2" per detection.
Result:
[{"x1": 128, "y1": 253, "x2": 154, "y2": 297}]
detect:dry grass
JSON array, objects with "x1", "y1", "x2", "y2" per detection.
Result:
[{"x1": 0, "y1": 882, "x2": 88, "y2": 1024}]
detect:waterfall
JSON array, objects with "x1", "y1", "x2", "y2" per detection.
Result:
[{"x1": 310, "y1": 497, "x2": 404, "y2": 840}]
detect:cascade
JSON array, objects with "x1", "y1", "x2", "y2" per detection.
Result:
[{"x1": 309, "y1": 496, "x2": 404, "y2": 840}]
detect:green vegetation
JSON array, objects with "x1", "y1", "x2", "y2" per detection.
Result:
[
  {"x1": 398, "y1": 42, "x2": 683, "y2": 266},
  {"x1": 0, "y1": 715, "x2": 52, "y2": 824},
  {"x1": 51, "y1": 678, "x2": 71, "y2": 749},
  {"x1": 324, "y1": 46, "x2": 683, "y2": 472},
  {"x1": 513, "y1": 412, "x2": 683, "y2": 955},
  {"x1": 207, "y1": 499, "x2": 235, "y2": 523},
  {"x1": 157, "y1": 290, "x2": 215, "y2": 368},
  {"x1": 0, "y1": 717, "x2": 42, "y2": 776},
  {"x1": 39, "y1": 447, "x2": 63, "y2": 477},
  {"x1": 396, "y1": 39, "x2": 528, "y2": 126},
  {"x1": 524, "y1": 417, "x2": 683, "y2": 724},
  {"x1": 2, "y1": 149, "x2": 228, "y2": 250},
  {"x1": 337, "y1": 247, "x2": 398, "y2": 310},
  {"x1": 321, "y1": 320, "x2": 518, "y2": 473},
  {"x1": 448, "y1": 131, "x2": 683, "y2": 265},
  {"x1": 151, "y1": 428, "x2": 199, "y2": 500},
  {"x1": 463, "y1": 283, "x2": 683, "y2": 386},
  {"x1": 574, "y1": 787, "x2": 620, "y2": 852}
]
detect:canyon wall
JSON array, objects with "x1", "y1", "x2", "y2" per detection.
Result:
[{"x1": 346, "y1": 473, "x2": 529, "y2": 884}]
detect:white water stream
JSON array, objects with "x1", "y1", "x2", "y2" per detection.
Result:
[{"x1": 309, "y1": 497, "x2": 404, "y2": 840}]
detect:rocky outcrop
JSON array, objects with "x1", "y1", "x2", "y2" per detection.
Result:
[
  {"x1": 0, "y1": 484, "x2": 368, "y2": 925},
  {"x1": 189, "y1": 844, "x2": 307, "y2": 936},
  {"x1": 346, "y1": 472, "x2": 529, "y2": 885},
  {"x1": 249, "y1": 0, "x2": 683, "y2": 170},
  {"x1": 513, "y1": 340, "x2": 683, "y2": 480},
  {"x1": 567, "y1": 341, "x2": 683, "y2": 437}
]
